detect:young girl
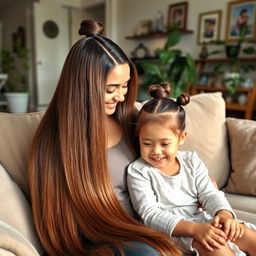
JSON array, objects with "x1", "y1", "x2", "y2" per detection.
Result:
[{"x1": 127, "y1": 83, "x2": 256, "y2": 256}]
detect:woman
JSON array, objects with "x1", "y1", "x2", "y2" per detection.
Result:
[{"x1": 28, "y1": 20, "x2": 181, "y2": 256}]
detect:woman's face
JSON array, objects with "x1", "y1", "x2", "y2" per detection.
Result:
[{"x1": 105, "y1": 63, "x2": 130, "y2": 115}]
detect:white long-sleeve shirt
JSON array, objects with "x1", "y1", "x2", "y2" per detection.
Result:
[{"x1": 127, "y1": 151, "x2": 235, "y2": 236}]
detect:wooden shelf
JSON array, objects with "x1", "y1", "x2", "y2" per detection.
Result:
[
  {"x1": 193, "y1": 85, "x2": 252, "y2": 93},
  {"x1": 191, "y1": 84, "x2": 256, "y2": 119},
  {"x1": 125, "y1": 29, "x2": 193, "y2": 40},
  {"x1": 226, "y1": 103, "x2": 248, "y2": 111},
  {"x1": 196, "y1": 57, "x2": 256, "y2": 63}
]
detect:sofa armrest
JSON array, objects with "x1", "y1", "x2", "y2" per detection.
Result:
[{"x1": 0, "y1": 221, "x2": 40, "y2": 256}]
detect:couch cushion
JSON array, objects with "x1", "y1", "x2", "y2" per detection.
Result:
[
  {"x1": 0, "y1": 220, "x2": 40, "y2": 256},
  {"x1": 225, "y1": 193, "x2": 256, "y2": 225},
  {"x1": 225, "y1": 117, "x2": 256, "y2": 196},
  {"x1": 180, "y1": 92, "x2": 230, "y2": 188},
  {"x1": 0, "y1": 164, "x2": 43, "y2": 254},
  {"x1": 0, "y1": 112, "x2": 44, "y2": 193}
]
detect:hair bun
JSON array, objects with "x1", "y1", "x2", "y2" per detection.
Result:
[
  {"x1": 176, "y1": 92, "x2": 190, "y2": 106},
  {"x1": 148, "y1": 82, "x2": 172, "y2": 98},
  {"x1": 79, "y1": 20, "x2": 104, "y2": 36}
]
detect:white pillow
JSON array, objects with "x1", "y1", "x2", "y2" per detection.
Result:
[
  {"x1": 179, "y1": 92, "x2": 230, "y2": 188},
  {"x1": 0, "y1": 165, "x2": 43, "y2": 254}
]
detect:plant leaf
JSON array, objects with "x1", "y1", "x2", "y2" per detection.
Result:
[
  {"x1": 140, "y1": 62, "x2": 161, "y2": 77},
  {"x1": 159, "y1": 50, "x2": 175, "y2": 66},
  {"x1": 165, "y1": 30, "x2": 181, "y2": 49},
  {"x1": 243, "y1": 46, "x2": 256, "y2": 55}
]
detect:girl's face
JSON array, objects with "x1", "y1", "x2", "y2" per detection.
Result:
[
  {"x1": 105, "y1": 63, "x2": 130, "y2": 115},
  {"x1": 139, "y1": 121, "x2": 186, "y2": 174}
]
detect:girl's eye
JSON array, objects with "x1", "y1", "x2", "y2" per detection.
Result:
[
  {"x1": 162, "y1": 143, "x2": 170, "y2": 146},
  {"x1": 143, "y1": 143, "x2": 151, "y2": 146},
  {"x1": 122, "y1": 83, "x2": 128, "y2": 89}
]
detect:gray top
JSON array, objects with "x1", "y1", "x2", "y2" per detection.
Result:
[
  {"x1": 127, "y1": 151, "x2": 235, "y2": 235},
  {"x1": 108, "y1": 138, "x2": 137, "y2": 218}
]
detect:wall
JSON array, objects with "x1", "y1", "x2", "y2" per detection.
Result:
[{"x1": 115, "y1": 0, "x2": 231, "y2": 59}]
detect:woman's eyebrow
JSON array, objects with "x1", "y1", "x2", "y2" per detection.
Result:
[{"x1": 106, "y1": 78, "x2": 130, "y2": 86}]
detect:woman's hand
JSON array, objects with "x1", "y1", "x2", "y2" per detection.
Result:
[
  {"x1": 193, "y1": 222, "x2": 227, "y2": 251},
  {"x1": 213, "y1": 210, "x2": 244, "y2": 242}
]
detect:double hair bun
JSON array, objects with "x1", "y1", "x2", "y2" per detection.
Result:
[{"x1": 148, "y1": 82, "x2": 190, "y2": 106}]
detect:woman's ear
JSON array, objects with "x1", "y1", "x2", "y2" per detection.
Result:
[{"x1": 178, "y1": 131, "x2": 187, "y2": 146}]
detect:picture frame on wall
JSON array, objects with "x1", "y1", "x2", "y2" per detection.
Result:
[
  {"x1": 225, "y1": 0, "x2": 256, "y2": 42},
  {"x1": 197, "y1": 72, "x2": 212, "y2": 86},
  {"x1": 134, "y1": 20, "x2": 153, "y2": 36},
  {"x1": 167, "y1": 2, "x2": 188, "y2": 30},
  {"x1": 197, "y1": 10, "x2": 222, "y2": 45}
]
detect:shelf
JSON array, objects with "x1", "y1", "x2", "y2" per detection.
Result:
[
  {"x1": 193, "y1": 58, "x2": 256, "y2": 119},
  {"x1": 193, "y1": 85, "x2": 252, "y2": 93},
  {"x1": 226, "y1": 103, "x2": 247, "y2": 111},
  {"x1": 196, "y1": 57, "x2": 256, "y2": 63},
  {"x1": 125, "y1": 29, "x2": 194, "y2": 40}
]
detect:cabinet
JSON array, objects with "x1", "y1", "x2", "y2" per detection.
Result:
[{"x1": 191, "y1": 57, "x2": 256, "y2": 119}]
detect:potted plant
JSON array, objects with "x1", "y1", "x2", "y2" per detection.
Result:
[
  {"x1": 0, "y1": 39, "x2": 30, "y2": 113},
  {"x1": 136, "y1": 28, "x2": 196, "y2": 100},
  {"x1": 210, "y1": 25, "x2": 255, "y2": 95}
]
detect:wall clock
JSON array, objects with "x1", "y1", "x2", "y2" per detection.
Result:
[{"x1": 43, "y1": 20, "x2": 59, "y2": 39}]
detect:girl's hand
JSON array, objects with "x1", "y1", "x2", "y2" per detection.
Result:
[
  {"x1": 213, "y1": 210, "x2": 244, "y2": 242},
  {"x1": 193, "y1": 222, "x2": 227, "y2": 251}
]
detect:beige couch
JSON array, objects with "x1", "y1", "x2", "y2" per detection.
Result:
[{"x1": 0, "y1": 92, "x2": 255, "y2": 255}]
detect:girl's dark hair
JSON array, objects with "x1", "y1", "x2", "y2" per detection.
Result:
[
  {"x1": 137, "y1": 82, "x2": 190, "y2": 134},
  {"x1": 29, "y1": 20, "x2": 181, "y2": 256}
]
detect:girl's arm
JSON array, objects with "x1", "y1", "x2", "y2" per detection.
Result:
[
  {"x1": 193, "y1": 152, "x2": 235, "y2": 218},
  {"x1": 174, "y1": 220, "x2": 227, "y2": 251}
]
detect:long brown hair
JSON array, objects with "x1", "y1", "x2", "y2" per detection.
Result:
[{"x1": 28, "y1": 20, "x2": 181, "y2": 256}]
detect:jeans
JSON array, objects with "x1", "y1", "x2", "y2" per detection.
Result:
[{"x1": 114, "y1": 242, "x2": 160, "y2": 256}]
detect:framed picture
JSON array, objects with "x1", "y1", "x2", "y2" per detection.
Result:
[
  {"x1": 197, "y1": 10, "x2": 222, "y2": 45},
  {"x1": 197, "y1": 72, "x2": 212, "y2": 85},
  {"x1": 225, "y1": 0, "x2": 256, "y2": 42},
  {"x1": 135, "y1": 20, "x2": 153, "y2": 36},
  {"x1": 167, "y1": 2, "x2": 188, "y2": 29}
]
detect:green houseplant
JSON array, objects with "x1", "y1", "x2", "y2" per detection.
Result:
[
  {"x1": 137, "y1": 29, "x2": 196, "y2": 100},
  {"x1": 0, "y1": 39, "x2": 30, "y2": 112},
  {"x1": 210, "y1": 25, "x2": 255, "y2": 95}
]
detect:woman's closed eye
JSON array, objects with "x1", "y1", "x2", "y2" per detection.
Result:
[
  {"x1": 105, "y1": 83, "x2": 128, "y2": 94},
  {"x1": 106, "y1": 88, "x2": 115, "y2": 94}
]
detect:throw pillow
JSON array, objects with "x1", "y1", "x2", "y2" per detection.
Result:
[
  {"x1": 180, "y1": 92, "x2": 230, "y2": 188},
  {"x1": 225, "y1": 118, "x2": 256, "y2": 195},
  {"x1": 0, "y1": 164, "x2": 43, "y2": 254},
  {"x1": 0, "y1": 220, "x2": 40, "y2": 256}
]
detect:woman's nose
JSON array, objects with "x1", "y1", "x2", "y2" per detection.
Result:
[{"x1": 114, "y1": 88, "x2": 125, "y2": 102}]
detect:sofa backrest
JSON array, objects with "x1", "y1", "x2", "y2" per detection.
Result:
[
  {"x1": 0, "y1": 112, "x2": 44, "y2": 194},
  {"x1": 0, "y1": 92, "x2": 230, "y2": 192}
]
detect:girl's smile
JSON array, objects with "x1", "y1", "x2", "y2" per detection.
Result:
[{"x1": 139, "y1": 121, "x2": 186, "y2": 175}]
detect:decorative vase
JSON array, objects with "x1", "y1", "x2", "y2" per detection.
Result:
[
  {"x1": 225, "y1": 45, "x2": 240, "y2": 58},
  {"x1": 4, "y1": 92, "x2": 29, "y2": 113}
]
